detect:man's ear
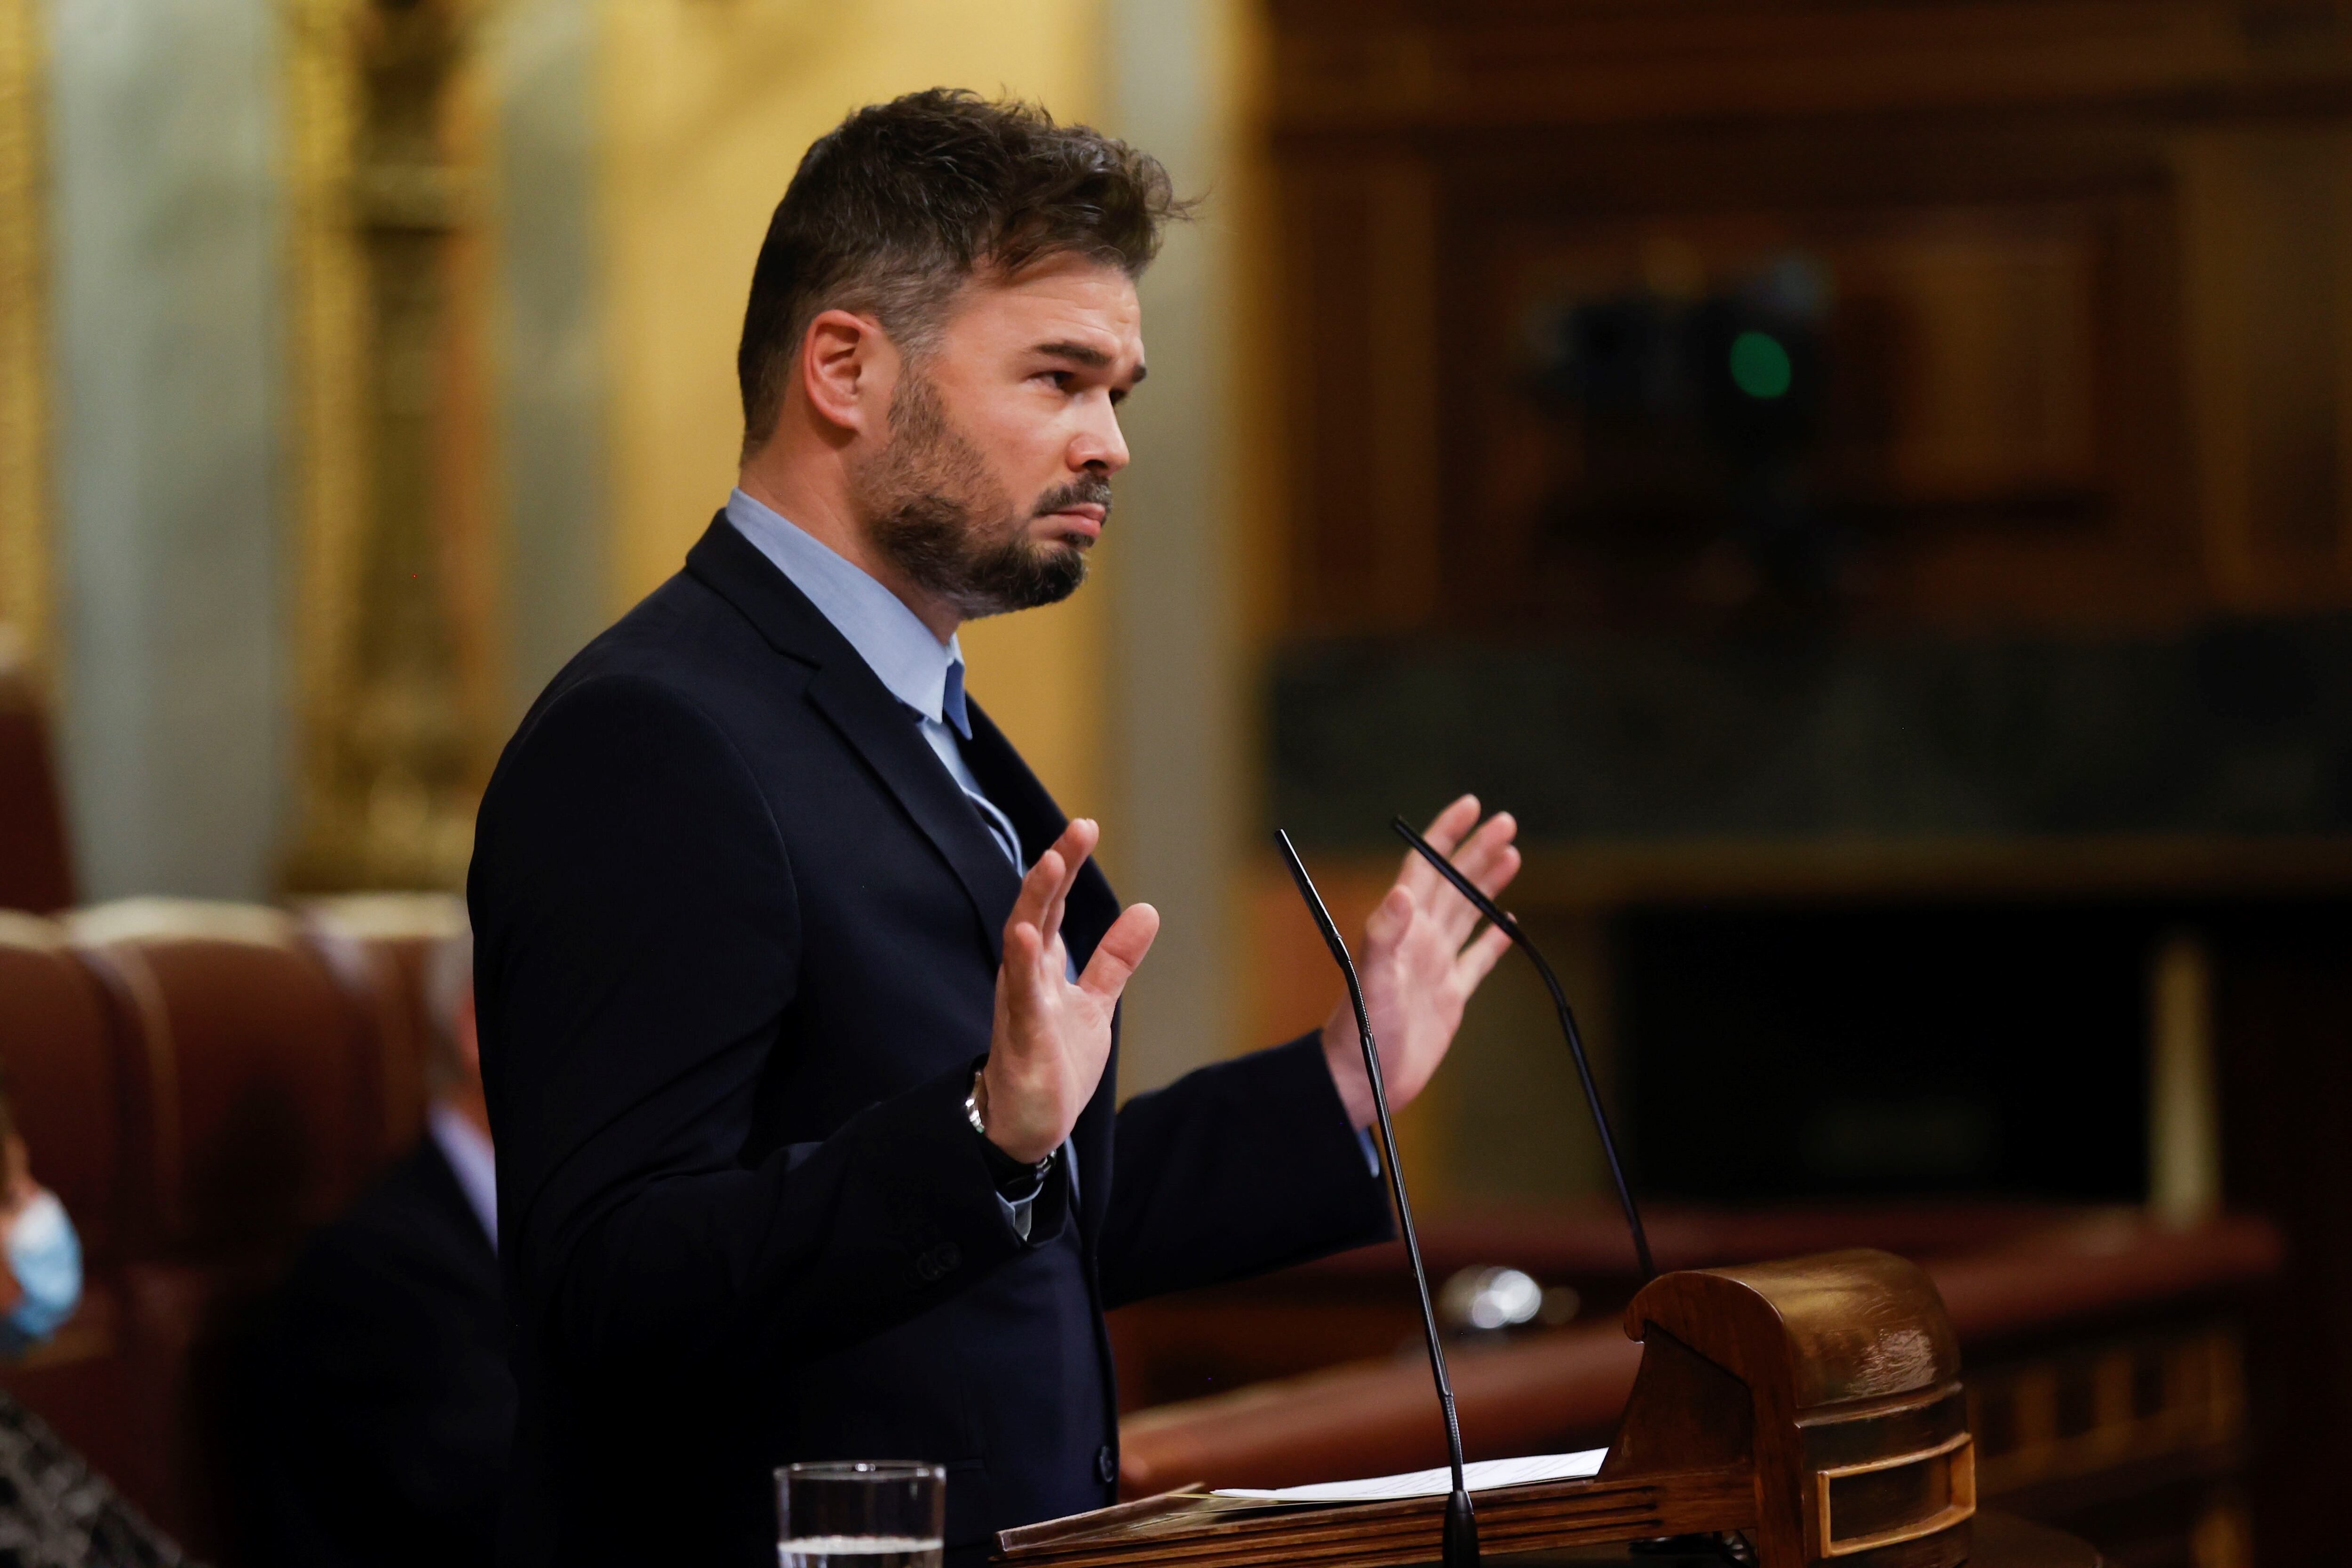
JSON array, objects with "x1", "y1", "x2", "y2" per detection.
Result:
[{"x1": 800, "y1": 308, "x2": 894, "y2": 436}]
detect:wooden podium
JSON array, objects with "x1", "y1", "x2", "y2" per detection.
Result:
[{"x1": 998, "y1": 1249, "x2": 2097, "y2": 1568}]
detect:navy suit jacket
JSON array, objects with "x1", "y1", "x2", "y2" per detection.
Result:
[
  {"x1": 256, "y1": 1136, "x2": 513, "y2": 1568},
  {"x1": 469, "y1": 517, "x2": 1393, "y2": 1568}
]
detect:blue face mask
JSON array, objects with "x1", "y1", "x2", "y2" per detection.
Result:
[{"x1": 1, "y1": 1191, "x2": 82, "y2": 1353}]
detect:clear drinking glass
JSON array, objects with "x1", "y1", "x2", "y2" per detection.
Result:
[{"x1": 777, "y1": 1460, "x2": 946, "y2": 1568}]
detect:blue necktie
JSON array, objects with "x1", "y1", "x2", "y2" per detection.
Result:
[{"x1": 937, "y1": 661, "x2": 1023, "y2": 871}]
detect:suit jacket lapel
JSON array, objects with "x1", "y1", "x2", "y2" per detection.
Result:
[
  {"x1": 961, "y1": 700, "x2": 1119, "y2": 967},
  {"x1": 685, "y1": 517, "x2": 1023, "y2": 961}
]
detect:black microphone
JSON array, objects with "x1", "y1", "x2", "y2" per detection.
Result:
[
  {"x1": 1391, "y1": 815, "x2": 1656, "y2": 1281},
  {"x1": 1274, "y1": 829, "x2": 1479, "y2": 1568}
]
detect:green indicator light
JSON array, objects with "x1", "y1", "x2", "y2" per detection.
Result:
[{"x1": 1729, "y1": 331, "x2": 1793, "y2": 399}]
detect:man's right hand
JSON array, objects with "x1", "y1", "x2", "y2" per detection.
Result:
[{"x1": 977, "y1": 819, "x2": 1159, "y2": 1163}]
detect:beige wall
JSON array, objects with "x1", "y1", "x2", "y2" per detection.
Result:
[
  {"x1": 598, "y1": 0, "x2": 1112, "y2": 816},
  {"x1": 1098, "y1": 0, "x2": 1267, "y2": 1085}
]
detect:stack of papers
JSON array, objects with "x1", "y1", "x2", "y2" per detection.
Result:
[
  {"x1": 995, "y1": 1448, "x2": 1690, "y2": 1568},
  {"x1": 1210, "y1": 1449, "x2": 1607, "y2": 1504}
]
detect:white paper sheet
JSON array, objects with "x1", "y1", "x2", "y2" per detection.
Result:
[{"x1": 1209, "y1": 1448, "x2": 1607, "y2": 1504}]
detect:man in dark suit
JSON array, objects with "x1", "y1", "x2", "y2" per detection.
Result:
[
  {"x1": 258, "y1": 932, "x2": 513, "y2": 1568},
  {"x1": 468, "y1": 89, "x2": 1522, "y2": 1568}
]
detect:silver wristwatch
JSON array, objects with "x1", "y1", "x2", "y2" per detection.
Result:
[{"x1": 967, "y1": 1067, "x2": 1055, "y2": 1177}]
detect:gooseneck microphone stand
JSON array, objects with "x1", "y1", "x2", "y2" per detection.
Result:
[
  {"x1": 1275, "y1": 830, "x2": 1480, "y2": 1568},
  {"x1": 1391, "y1": 815, "x2": 1656, "y2": 1282}
]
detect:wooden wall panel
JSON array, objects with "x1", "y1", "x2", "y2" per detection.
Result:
[
  {"x1": 1255, "y1": 16, "x2": 2352, "y2": 1562},
  {"x1": 2179, "y1": 128, "x2": 2352, "y2": 613},
  {"x1": 1444, "y1": 191, "x2": 2192, "y2": 635},
  {"x1": 1285, "y1": 156, "x2": 1442, "y2": 633},
  {"x1": 1268, "y1": 0, "x2": 2352, "y2": 640},
  {"x1": 1267, "y1": 0, "x2": 2320, "y2": 134}
]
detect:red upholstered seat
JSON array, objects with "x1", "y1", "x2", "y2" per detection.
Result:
[
  {"x1": 0, "y1": 914, "x2": 120, "y2": 1262},
  {"x1": 0, "y1": 900, "x2": 387, "y2": 1562},
  {"x1": 298, "y1": 891, "x2": 470, "y2": 1168},
  {"x1": 69, "y1": 899, "x2": 375, "y2": 1255},
  {"x1": 0, "y1": 914, "x2": 152, "y2": 1539}
]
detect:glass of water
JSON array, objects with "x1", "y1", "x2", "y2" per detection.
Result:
[{"x1": 777, "y1": 1461, "x2": 946, "y2": 1568}]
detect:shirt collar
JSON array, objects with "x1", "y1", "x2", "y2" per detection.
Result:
[
  {"x1": 725, "y1": 488, "x2": 970, "y2": 736},
  {"x1": 427, "y1": 1099, "x2": 498, "y2": 1249}
]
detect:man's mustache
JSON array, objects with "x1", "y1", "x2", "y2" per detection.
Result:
[{"x1": 1033, "y1": 478, "x2": 1114, "y2": 519}]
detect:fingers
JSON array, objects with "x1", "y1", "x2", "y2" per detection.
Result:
[
  {"x1": 1457, "y1": 919, "x2": 1514, "y2": 991},
  {"x1": 1422, "y1": 794, "x2": 1481, "y2": 853},
  {"x1": 1361, "y1": 884, "x2": 1414, "y2": 953},
  {"x1": 990, "y1": 918, "x2": 1078, "y2": 1162},
  {"x1": 1409, "y1": 808, "x2": 1520, "y2": 947},
  {"x1": 1005, "y1": 817, "x2": 1100, "y2": 957},
  {"x1": 1436, "y1": 817, "x2": 1520, "y2": 944},
  {"x1": 1009, "y1": 847, "x2": 1065, "y2": 944},
  {"x1": 1398, "y1": 795, "x2": 1482, "y2": 901},
  {"x1": 1078, "y1": 901, "x2": 1160, "y2": 1003},
  {"x1": 1001, "y1": 919, "x2": 1050, "y2": 1039},
  {"x1": 1041, "y1": 818, "x2": 1098, "y2": 947},
  {"x1": 1440, "y1": 811, "x2": 1518, "y2": 897},
  {"x1": 1460, "y1": 812, "x2": 1521, "y2": 899}
]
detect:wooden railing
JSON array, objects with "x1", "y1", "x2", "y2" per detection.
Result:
[{"x1": 1117, "y1": 1212, "x2": 2280, "y2": 1566}]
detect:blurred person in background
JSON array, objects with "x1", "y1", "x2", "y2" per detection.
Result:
[
  {"x1": 0, "y1": 1086, "x2": 80, "y2": 1360},
  {"x1": 0, "y1": 1075, "x2": 188, "y2": 1567},
  {"x1": 255, "y1": 929, "x2": 512, "y2": 1568}
]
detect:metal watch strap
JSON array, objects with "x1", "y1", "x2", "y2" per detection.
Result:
[{"x1": 964, "y1": 1071, "x2": 989, "y2": 1139}]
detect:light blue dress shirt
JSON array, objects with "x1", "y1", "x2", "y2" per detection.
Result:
[
  {"x1": 725, "y1": 489, "x2": 1025, "y2": 867},
  {"x1": 429, "y1": 1099, "x2": 499, "y2": 1248},
  {"x1": 726, "y1": 488, "x2": 1064, "y2": 1238}
]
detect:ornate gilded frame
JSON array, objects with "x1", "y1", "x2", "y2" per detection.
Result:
[
  {"x1": 0, "y1": 0, "x2": 49, "y2": 679},
  {"x1": 282, "y1": 0, "x2": 504, "y2": 891}
]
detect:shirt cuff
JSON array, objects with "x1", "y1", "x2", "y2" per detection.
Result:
[
  {"x1": 997, "y1": 1184, "x2": 1041, "y2": 1242},
  {"x1": 1355, "y1": 1125, "x2": 1382, "y2": 1178}
]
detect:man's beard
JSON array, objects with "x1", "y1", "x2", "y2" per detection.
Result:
[{"x1": 855, "y1": 372, "x2": 1106, "y2": 619}]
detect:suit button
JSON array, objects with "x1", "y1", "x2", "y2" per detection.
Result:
[
  {"x1": 1095, "y1": 1445, "x2": 1117, "y2": 1485},
  {"x1": 916, "y1": 1243, "x2": 961, "y2": 1282}
]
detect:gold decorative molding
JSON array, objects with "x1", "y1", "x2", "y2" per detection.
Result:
[
  {"x1": 0, "y1": 0, "x2": 50, "y2": 682},
  {"x1": 285, "y1": 0, "x2": 374, "y2": 880},
  {"x1": 282, "y1": 0, "x2": 505, "y2": 892}
]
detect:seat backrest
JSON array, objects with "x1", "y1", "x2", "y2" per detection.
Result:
[
  {"x1": 66, "y1": 899, "x2": 374, "y2": 1257},
  {"x1": 0, "y1": 900, "x2": 396, "y2": 1563},
  {"x1": 298, "y1": 891, "x2": 469, "y2": 1166},
  {"x1": 0, "y1": 912, "x2": 120, "y2": 1261},
  {"x1": 0, "y1": 651, "x2": 73, "y2": 914}
]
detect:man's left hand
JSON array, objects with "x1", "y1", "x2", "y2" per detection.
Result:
[{"x1": 1321, "y1": 796, "x2": 1521, "y2": 1128}]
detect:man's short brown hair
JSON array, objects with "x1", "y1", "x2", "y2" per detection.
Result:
[{"x1": 735, "y1": 88, "x2": 1183, "y2": 457}]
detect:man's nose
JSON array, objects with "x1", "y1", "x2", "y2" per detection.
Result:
[{"x1": 1071, "y1": 403, "x2": 1130, "y2": 474}]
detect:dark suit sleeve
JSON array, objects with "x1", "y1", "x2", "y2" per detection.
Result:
[
  {"x1": 471, "y1": 673, "x2": 1030, "y2": 1385},
  {"x1": 1095, "y1": 1032, "x2": 1393, "y2": 1309}
]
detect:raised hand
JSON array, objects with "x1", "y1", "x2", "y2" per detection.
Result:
[
  {"x1": 977, "y1": 819, "x2": 1161, "y2": 1163},
  {"x1": 1320, "y1": 796, "x2": 1521, "y2": 1128}
]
